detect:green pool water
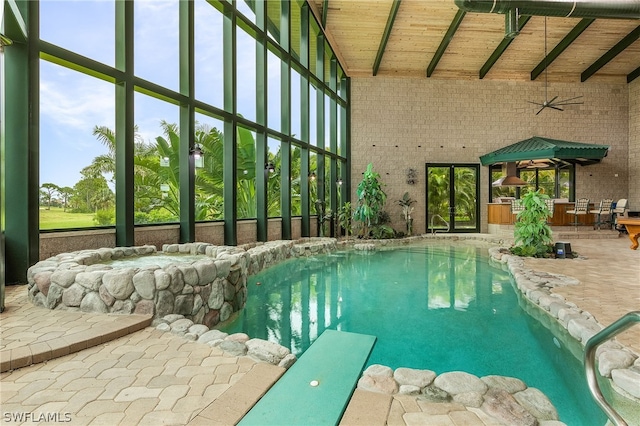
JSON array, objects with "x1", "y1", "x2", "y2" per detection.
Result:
[{"x1": 221, "y1": 243, "x2": 605, "y2": 425}]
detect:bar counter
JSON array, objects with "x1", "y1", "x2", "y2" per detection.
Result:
[{"x1": 487, "y1": 201, "x2": 596, "y2": 226}]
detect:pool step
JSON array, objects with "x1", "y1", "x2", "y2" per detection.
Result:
[{"x1": 238, "y1": 329, "x2": 377, "y2": 426}]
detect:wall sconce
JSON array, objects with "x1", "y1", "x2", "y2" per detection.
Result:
[
  {"x1": 190, "y1": 143, "x2": 203, "y2": 160},
  {"x1": 336, "y1": 178, "x2": 343, "y2": 186},
  {"x1": 308, "y1": 171, "x2": 316, "y2": 181},
  {"x1": 265, "y1": 161, "x2": 275, "y2": 173}
]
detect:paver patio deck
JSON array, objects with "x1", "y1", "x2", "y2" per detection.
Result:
[{"x1": 1, "y1": 233, "x2": 638, "y2": 425}]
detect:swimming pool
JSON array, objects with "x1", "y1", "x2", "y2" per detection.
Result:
[{"x1": 221, "y1": 242, "x2": 605, "y2": 425}]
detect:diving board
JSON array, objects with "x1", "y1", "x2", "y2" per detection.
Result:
[{"x1": 239, "y1": 329, "x2": 377, "y2": 426}]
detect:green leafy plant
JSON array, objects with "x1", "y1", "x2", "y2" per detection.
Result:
[
  {"x1": 511, "y1": 190, "x2": 554, "y2": 257},
  {"x1": 354, "y1": 163, "x2": 387, "y2": 238},
  {"x1": 337, "y1": 202, "x2": 353, "y2": 237},
  {"x1": 397, "y1": 192, "x2": 416, "y2": 235}
]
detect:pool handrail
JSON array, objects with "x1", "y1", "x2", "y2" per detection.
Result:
[
  {"x1": 430, "y1": 214, "x2": 450, "y2": 234},
  {"x1": 584, "y1": 310, "x2": 640, "y2": 426}
]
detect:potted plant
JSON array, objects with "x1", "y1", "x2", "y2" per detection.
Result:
[
  {"x1": 354, "y1": 163, "x2": 387, "y2": 238},
  {"x1": 337, "y1": 202, "x2": 353, "y2": 237},
  {"x1": 511, "y1": 190, "x2": 554, "y2": 257},
  {"x1": 397, "y1": 192, "x2": 416, "y2": 235}
]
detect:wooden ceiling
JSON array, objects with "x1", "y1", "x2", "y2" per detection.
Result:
[{"x1": 310, "y1": 0, "x2": 640, "y2": 84}]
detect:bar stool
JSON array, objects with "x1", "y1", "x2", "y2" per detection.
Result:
[
  {"x1": 567, "y1": 198, "x2": 589, "y2": 230},
  {"x1": 589, "y1": 199, "x2": 613, "y2": 230}
]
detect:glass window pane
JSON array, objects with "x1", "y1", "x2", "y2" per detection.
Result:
[
  {"x1": 337, "y1": 105, "x2": 345, "y2": 156},
  {"x1": 559, "y1": 168, "x2": 571, "y2": 199},
  {"x1": 290, "y1": 0, "x2": 302, "y2": 61},
  {"x1": 40, "y1": 1, "x2": 115, "y2": 67},
  {"x1": 195, "y1": 113, "x2": 224, "y2": 221},
  {"x1": 134, "y1": 0, "x2": 179, "y2": 91},
  {"x1": 134, "y1": 92, "x2": 180, "y2": 224},
  {"x1": 267, "y1": 138, "x2": 281, "y2": 217},
  {"x1": 538, "y1": 169, "x2": 556, "y2": 197},
  {"x1": 309, "y1": 19, "x2": 320, "y2": 78},
  {"x1": 266, "y1": 0, "x2": 282, "y2": 45},
  {"x1": 267, "y1": 47, "x2": 281, "y2": 132},
  {"x1": 237, "y1": 0, "x2": 256, "y2": 24},
  {"x1": 309, "y1": 83, "x2": 317, "y2": 146},
  {"x1": 309, "y1": 151, "x2": 317, "y2": 214},
  {"x1": 195, "y1": 0, "x2": 224, "y2": 109},
  {"x1": 237, "y1": 127, "x2": 257, "y2": 219},
  {"x1": 324, "y1": 93, "x2": 331, "y2": 151},
  {"x1": 237, "y1": 27, "x2": 257, "y2": 122},
  {"x1": 324, "y1": 42, "x2": 332, "y2": 87},
  {"x1": 519, "y1": 170, "x2": 536, "y2": 198},
  {"x1": 291, "y1": 68, "x2": 302, "y2": 140},
  {"x1": 291, "y1": 144, "x2": 301, "y2": 215},
  {"x1": 39, "y1": 61, "x2": 115, "y2": 230}
]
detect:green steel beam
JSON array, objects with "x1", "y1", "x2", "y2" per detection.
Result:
[
  {"x1": 4, "y1": 0, "x2": 38, "y2": 284},
  {"x1": 322, "y1": 0, "x2": 328, "y2": 28},
  {"x1": 280, "y1": 3, "x2": 291, "y2": 239},
  {"x1": 179, "y1": 0, "x2": 195, "y2": 243},
  {"x1": 628, "y1": 65, "x2": 640, "y2": 83},
  {"x1": 256, "y1": 1, "x2": 267, "y2": 242},
  {"x1": 223, "y1": 8, "x2": 237, "y2": 245},
  {"x1": 479, "y1": 15, "x2": 531, "y2": 79},
  {"x1": 373, "y1": 0, "x2": 401, "y2": 76},
  {"x1": 300, "y1": 3, "x2": 310, "y2": 236},
  {"x1": 114, "y1": 0, "x2": 134, "y2": 247},
  {"x1": 427, "y1": 9, "x2": 465, "y2": 78},
  {"x1": 5, "y1": 0, "x2": 27, "y2": 42},
  {"x1": 581, "y1": 25, "x2": 640, "y2": 82},
  {"x1": 531, "y1": 19, "x2": 594, "y2": 81}
]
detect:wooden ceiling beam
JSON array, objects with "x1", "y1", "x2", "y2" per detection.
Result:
[
  {"x1": 581, "y1": 25, "x2": 640, "y2": 82},
  {"x1": 531, "y1": 18, "x2": 594, "y2": 81},
  {"x1": 426, "y1": 9, "x2": 465, "y2": 78},
  {"x1": 373, "y1": 0, "x2": 402, "y2": 76}
]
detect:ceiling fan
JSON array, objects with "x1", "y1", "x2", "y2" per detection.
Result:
[{"x1": 528, "y1": 17, "x2": 583, "y2": 115}]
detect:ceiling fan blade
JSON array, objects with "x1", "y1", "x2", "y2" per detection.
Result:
[
  {"x1": 536, "y1": 106, "x2": 546, "y2": 115},
  {"x1": 559, "y1": 95, "x2": 583, "y2": 102},
  {"x1": 528, "y1": 101, "x2": 545, "y2": 106},
  {"x1": 549, "y1": 105, "x2": 564, "y2": 111},
  {"x1": 553, "y1": 101, "x2": 584, "y2": 106},
  {"x1": 548, "y1": 95, "x2": 559, "y2": 104}
]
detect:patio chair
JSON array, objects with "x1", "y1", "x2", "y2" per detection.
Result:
[
  {"x1": 613, "y1": 199, "x2": 629, "y2": 234},
  {"x1": 589, "y1": 199, "x2": 613, "y2": 230},
  {"x1": 566, "y1": 198, "x2": 589, "y2": 230}
]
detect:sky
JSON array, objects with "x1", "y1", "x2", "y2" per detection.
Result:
[{"x1": 37, "y1": 0, "x2": 285, "y2": 189}]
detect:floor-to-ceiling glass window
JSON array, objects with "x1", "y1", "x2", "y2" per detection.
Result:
[{"x1": 5, "y1": 0, "x2": 349, "y2": 283}]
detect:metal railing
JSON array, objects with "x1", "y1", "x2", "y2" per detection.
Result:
[
  {"x1": 584, "y1": 311, "x2": 640, "y2": 426},
  {"x1": 430, "y1": 215, "x2": 450, "y2": 234}
]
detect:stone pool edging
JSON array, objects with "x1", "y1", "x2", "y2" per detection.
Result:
[
  {"x1": 24, "y1": 234, "x2": 639, "y2": 422},
  {"x1": 488, "y1": 246, "x2": 640, "y2": 415},
  {"x1": 25, "y1": 238, "x2": 337, "y2": 331}
]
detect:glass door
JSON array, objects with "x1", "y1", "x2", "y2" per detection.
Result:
[{"x1": 426, "y1": 164, "x2": 480, "y2": 233}]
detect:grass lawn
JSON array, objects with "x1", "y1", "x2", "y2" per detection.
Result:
[{"x1": 40, "y1": 207, "x2": 96, "y2": 229}]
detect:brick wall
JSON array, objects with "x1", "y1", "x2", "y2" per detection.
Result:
[{"x1": 350, "y1": 77, "x2": 631, "y2": 233}]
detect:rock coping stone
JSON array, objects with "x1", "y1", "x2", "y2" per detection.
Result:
[
  {"x1": 358, "y1": 365, "x2": 560, "y2": 426},
  {"x1": 26, "y1": 238, "x2": 336, "y2": 331},
  {"x1": 488, "y1": 246, "x2": 640, "y2": 407},
  {"x1": 154, "y1": 313, "x2": 297, "y2": 369}
]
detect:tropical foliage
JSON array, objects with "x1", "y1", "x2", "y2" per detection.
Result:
[
  {"x1": 353, "y1": 163, "x2": 392, "y2": 238},
  {"x1": 511, "y1": 189, "x2": 554, "y2": 257},
  {"x1": 40, "y1": 121, "x2": 309, "y2": 228},
  {"x1": 427, "y1": 166, "x2": 477, "y2": 229}
]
